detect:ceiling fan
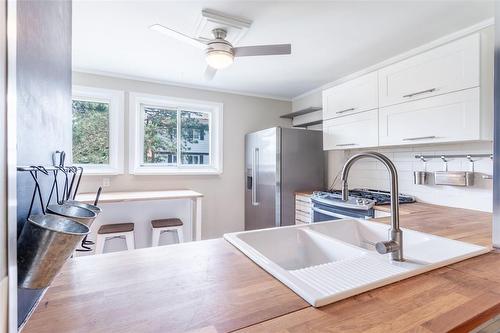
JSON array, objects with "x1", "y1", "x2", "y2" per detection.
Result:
[{"x1": 150, "y1": 24, "x2": 292, "y2": 80}]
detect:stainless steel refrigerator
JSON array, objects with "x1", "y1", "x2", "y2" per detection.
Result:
[{"x1": 245, "y1": 127, "x2": 324, "y2": 230}]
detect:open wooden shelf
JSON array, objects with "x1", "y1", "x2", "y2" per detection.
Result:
[
  {"x1": 293, "y1": 119, "x2": 323, "y2": 128},
  {"x1": 280, "y1": 107, "x2": 322, "y2": 119}
]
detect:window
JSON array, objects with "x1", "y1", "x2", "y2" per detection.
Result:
[
  {"x1": 72, "y1": 86, "x2": 124, "y2": 175},
  {"x1": 129, "y1": 93, "x2": 223, "y2": 175}
]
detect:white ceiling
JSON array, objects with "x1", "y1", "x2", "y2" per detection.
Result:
[{"x1": 73, "y1": 1, "x2": 494, "y2": 100}]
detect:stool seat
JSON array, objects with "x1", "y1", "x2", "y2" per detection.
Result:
[
  {"x1": 151, "y1": 218, "x2": 183, "y2": 228},
  {"x1": 151, "y1": 218, "x2": 184, "y2": 246},
  {"x1": 98, "y1": 223, "x2": 134, "y2": 235}
]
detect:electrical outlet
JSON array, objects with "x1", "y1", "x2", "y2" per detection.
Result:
[{"x1": 102, "y1": 178, "x2": 111, "y2": 187}]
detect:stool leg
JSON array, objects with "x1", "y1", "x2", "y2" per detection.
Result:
[
  {"x1": 152, "y1": 228, "x2": 161, "y2": 247},
  {"x1": 95, "y1": 235, "x2": 106, "y2": 255},
  {"x1": 125, "y1": 231, "x2": 135, "y2": 251},
  {"x1": 176, "y1": 227, "x2": 184, "y2": 243}
]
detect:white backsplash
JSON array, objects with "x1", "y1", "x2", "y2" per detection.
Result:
[{"x1": 327, "y1": 142, "x2": 493, "y2": 212}]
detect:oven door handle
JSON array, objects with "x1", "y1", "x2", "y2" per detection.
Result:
[{"x1": 312, "y1": 207, "x2": 353, "y2": 220}]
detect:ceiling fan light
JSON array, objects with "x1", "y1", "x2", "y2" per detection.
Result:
[{"x1": 206, "y1": 50, "x2": 234, "y2": 70}]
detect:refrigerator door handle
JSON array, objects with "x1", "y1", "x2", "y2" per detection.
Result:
[{"x1": 252, "y1": 148, "x2": 259, "y2": 206}]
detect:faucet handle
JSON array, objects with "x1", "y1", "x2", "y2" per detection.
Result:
[{"x1": 375, "y1": 240, "x2": 400, "y2": 254}]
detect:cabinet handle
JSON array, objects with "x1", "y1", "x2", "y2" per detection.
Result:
[
  {"x1": 336, "y1": 143, "x2": 357, "y2": 146},
  {"x1": 402, "y1": 136, "x2": 437, "y2": 141},
  {"x1": 403, "y1": 88, "x2": 436, "y2": 98},
  {"x1": 336, "y1": 107, "x2": 356, "y2": 114}
]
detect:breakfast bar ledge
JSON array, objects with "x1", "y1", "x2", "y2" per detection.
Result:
[{"x1": 76, "y1": 190, "x2": 204, "y2": 241}]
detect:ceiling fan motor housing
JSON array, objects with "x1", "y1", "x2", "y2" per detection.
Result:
[
  {"x1": 206, "y1": 39, "x2": 233, "y2": 56},
  {"x1": 206, "y1": 28, "x2": 234, "y2": 57}
]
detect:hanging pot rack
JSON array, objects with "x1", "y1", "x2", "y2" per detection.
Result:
[
  {"x1": 17, "y1": 152, "x2": 98, "y2": 252},
  {"x1": 414, "y1": 153, "x2": 493, "y2": 162}
]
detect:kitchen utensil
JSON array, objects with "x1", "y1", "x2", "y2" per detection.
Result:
[
  {"x1": 413, "y1": 155, "x2": 428, "y2": 185},
  {"x1": 64, "y1": 200, "x2": 101, "y2": 215},
  {"x1": 71, "y1": 166, "x2": 83, "y2": 200},
  {"x1": 434, "y1": 171, "x2": 474, "y2": 186},
  {"x1": 46, "y1": 202, "x2": 97, "y2": 226},
  {"x1": 17, "y1": 214, "x2": 89, "y2": 288},
  {"x1": 75, "y1": 187, "x2": 103, "y2": 252},
  {"x1": 413, "y1": 171, "x2": 428, "y2": 185}
]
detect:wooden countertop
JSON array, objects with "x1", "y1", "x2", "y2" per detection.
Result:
[
  {"x1": 76, "y1": 190, "x2": 203, "y2": 204},
  {"x1": 22, "y1": 203, "x2": 499, "y2": 333}
]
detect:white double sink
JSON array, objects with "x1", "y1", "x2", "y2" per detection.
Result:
[{"x1": 224, "y1": 219, "x2": 489, "y2": 307}]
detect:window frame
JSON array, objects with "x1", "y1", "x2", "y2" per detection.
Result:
[
  {"x1": 129, "y1": 92, "x2": 223, "y2": 175},
  {"x1": 72, "y1": 86, "x2": 124, "y2": 175}
]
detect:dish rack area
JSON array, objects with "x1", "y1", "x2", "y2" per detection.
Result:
[
  {"x1": 413, "y1": 153, "x2": 493, "y2": 186},
  {"x1": 16, "y1": 151, "x2": 102, "y2": 289}
]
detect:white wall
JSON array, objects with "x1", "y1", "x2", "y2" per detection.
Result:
[
  {"x1": 73, "y1": 72, "x2": 292, "y2": 239},
  {"x1": 292, "y1": 91, "x2": 322, "y2": 113}
]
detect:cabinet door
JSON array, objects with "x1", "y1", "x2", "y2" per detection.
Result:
[
  {"x1": 322, "y1": 71, "x2": 378, "y2": 120},
  {"x1": 379, "y1": 88, "x2": 480, "y2": 146},
  {"x1": 323, "y1": 110, "x2": 378, "y2": 150},
  {"x1": 378, "y1": 33, "x2": 479, "y2": 107}
]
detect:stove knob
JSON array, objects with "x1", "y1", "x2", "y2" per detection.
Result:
[
  {"x1": 356, "y1": 198, "x2": 364, "y2": 205},
  {"x1": 364, "y1": 200, "x2": 371, "y2": 205}
]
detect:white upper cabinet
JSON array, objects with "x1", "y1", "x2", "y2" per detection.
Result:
[
  {"x1": 378, "y1": 34, "x2": 480, "y2": 107},
  {"x1": 320, "y1": 30, "x2": 492, "y2": 151},
  {"x1": 322, "y1": 72, "x2": 378, "y2": 120},
  {"x1": 323, "y1": 109, "x2": 378, "y2": 150},
  {"x1": 379, "y1": 88, "x2": 483, "y2": 146}
]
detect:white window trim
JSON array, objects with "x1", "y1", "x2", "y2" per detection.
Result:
[
  {"x1": 129, "y1": 92, "x2": 223, "y2": 175},
  {"x1": 72, "y1": 85, "x2": 124, "y2": 175}
]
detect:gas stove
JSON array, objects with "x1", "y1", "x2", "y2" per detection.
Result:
[
  {"x1": 310, "y1": 189, "x2": 415, "y2": 222},
  {"x1": 327, "y1": 188, "x2": 416, "y2": 205},
  {"x1": 312, "y1": 191, "x2": 376, "y2": 211}
]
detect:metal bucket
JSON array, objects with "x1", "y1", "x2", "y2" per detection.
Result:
[
  {"x1": 17, "y1": 214, "x2": 89, "y2": 289},
  {"x1": 64, "y1": 200, "x2": 101, "y2": 216},
  {"x1": 47, "y1": 202, "x2": 97, "y2": 226},
  {"x1": 413, "y1": 171, "x2": 428, "y2": 185}
]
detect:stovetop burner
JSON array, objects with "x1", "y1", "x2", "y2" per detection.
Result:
[{"x1": 327, "y1": 188, "x2": 415, "y2": 205}]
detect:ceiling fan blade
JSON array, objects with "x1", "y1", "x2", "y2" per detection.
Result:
[
  {"x1": 233, "y1": 44, "x2": 291, "y2": 57},
  {"x1": 204, "y1": 66, "x2": 217, "y2": 81},
  {"x1": 150, "y1": 24, "x2": 206, "y2": 49}
]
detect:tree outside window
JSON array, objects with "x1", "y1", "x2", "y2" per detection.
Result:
[
  {"x1": 72, "y1": 99, "x2": 110, "y2": 164},
  {"x1": 142, "y1": 106, "x2": 210, "y2": 166},
  {"x1": 130, "y1": 93, "x2": 222, "y2": 175}
]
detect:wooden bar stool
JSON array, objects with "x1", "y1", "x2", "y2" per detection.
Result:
[
  {"x1": 95, "y1": 223, "x2": 135, "y2": 254},
  {"x1": 151, "y1": 218, "x2": 184, "y2": 247}
]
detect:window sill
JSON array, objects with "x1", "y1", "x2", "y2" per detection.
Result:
[{"x1": 130, "y1": 166, "x2": 222, "y2": 176}]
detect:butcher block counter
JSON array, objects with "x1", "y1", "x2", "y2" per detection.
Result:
[{"x1": 22, "y1": 203, "x2": 500, "y2": 333}]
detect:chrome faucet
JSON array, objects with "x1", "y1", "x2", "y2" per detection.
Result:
[{"x1": 340, "y1": 151, "x2": 404, "y2": 261}]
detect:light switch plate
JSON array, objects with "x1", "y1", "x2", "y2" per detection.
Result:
[{"x1": 102, "y1": 178, "x2": 110, "y2": 187}]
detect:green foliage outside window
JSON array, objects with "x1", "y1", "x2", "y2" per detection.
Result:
[
  {"x1": 143, "y1": 107, "x2": 177, "y2": 163},
  {"x1": 143, "y1": 106, "x2": 209, "y2": 165},
  {"x1": 72, "y1": 100, "x2": 210, "y2": 167},
  {"x1": 72, "y1": 99, "x2": 110, "y2": 164}
]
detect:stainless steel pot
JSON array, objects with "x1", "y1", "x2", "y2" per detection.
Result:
[
  {"x1": 17, "y1": 214, "x2": 89, "y2": 289},
  {"x1": 64, "y1": 200, "x2": 101, "y2": 216},
  {"x1": 47, "y1": 202, "x2": 97, "y2": 226}
]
